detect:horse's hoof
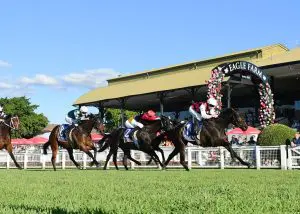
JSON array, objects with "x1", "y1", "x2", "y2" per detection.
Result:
[
  {"x1": 17, "y1": 167, "x2": 23, "y2": 170},
  {"x1": 247, "y1": 164, "x2": 251, "y2": 169}
]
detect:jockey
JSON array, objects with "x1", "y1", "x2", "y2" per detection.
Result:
[
  {"x1": 125, "y1": 110, "x2": 160, "y2": 129},
  {"x1": 0, "y1": 105, "x2": 7, "y2": 120},
  {"x1": 65, "y1": 106, "x2": 89, "y2": 127},
  {"x1": 124, "y1": 110, "x2": 160, "y2": 148},
  {"x1": 189, "y1": 97, "x2": 219, "y2": 135},
  {"x1": 141, "y1": 110, "x2": 160, "y2": 121},
  {"x1": 125, "y1": 114, "x2": 144, "y2": 129}
]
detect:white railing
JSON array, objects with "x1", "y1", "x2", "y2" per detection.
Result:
[{"x1": 0, "y1": 145, "x2": 298, "y2": 170}]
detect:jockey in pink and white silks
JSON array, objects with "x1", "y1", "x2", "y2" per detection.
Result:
[{"x1": 188, "y1": 97, "x2": 219, "y2": 137}]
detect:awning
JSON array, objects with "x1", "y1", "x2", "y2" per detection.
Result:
[
  {"x1": 91, "y1": 133, "x2": 103, "y2": 141},
  {"x1": 12, "y1": 136, "x2": 48, "y2": 145},
  {"x1": 74, "y1": 45, "x2": 300, "y2": 110},
  {"x1": 226, "y1": 126, "x2": 261, "y2": 135}
]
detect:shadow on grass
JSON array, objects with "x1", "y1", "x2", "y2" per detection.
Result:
[{"x1": 4, "y1": 204, "x2": 111, "y2": 214}]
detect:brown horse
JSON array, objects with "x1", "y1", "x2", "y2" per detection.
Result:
[
  {"x1": 43, "y1": 114, "x2": 104, "y2": 171},
  {"x1": 0, "y1": 115, "x2": 22, "y2": 169},
  {"x1": 98, "y1": 115, "x2": 173, "y2": 170},
  {"x1": 160, "y1": 108, "x2": 249, "y2": 171}
]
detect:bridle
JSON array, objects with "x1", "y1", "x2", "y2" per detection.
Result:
[
  {"x1": 160, "y1": 115, "x2": 173, "y2": 132},
  {"x1": 1, "y1": 116, "x2": 19, "y2": 130}
]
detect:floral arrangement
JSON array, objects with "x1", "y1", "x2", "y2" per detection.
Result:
[
  {"x1": 258, "y1": 83, "x2": 275, "y2": 127},
  {"x1": 206, "y1": 67, "x2": 224, "y2": 116},
  {"x1": 206, "y1": 67, "x2": 275, "y2": 128}
]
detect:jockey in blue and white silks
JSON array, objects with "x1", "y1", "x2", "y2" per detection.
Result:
[{"x1": 65, "y1": 106, "x2": 89, "y2": 127}]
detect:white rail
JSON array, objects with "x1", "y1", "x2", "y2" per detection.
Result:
[{"x1": 0, "y1": 145, "x2": 297, "y2": 170}]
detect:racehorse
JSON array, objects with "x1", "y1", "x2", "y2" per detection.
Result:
[
  {"x1": 0, "y1": 115, "x2": 22, "y2": 169},
  {"x1": 43, "y1": 114, "x2": 104, "y2": 171},
  {"x1": 162, "y1": 108, "x2": 249, "y2": 170},
  {"x1": 97, "y1": 115, "x2": 173, "y2": 170}
]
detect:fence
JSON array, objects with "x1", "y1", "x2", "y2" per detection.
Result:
[{"x1": 0, "y1": 145, "x2": 299, "y2": 170}]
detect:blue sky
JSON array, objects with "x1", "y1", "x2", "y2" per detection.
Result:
[{"x1": 0, "y1": 1, "x2": 299, "y2": 124}]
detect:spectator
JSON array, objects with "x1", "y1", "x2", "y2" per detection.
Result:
[
  {"x1": 292, "y1": 120, "x2": 300, "y2": 131},
  {"x1": 230, "y1": 135, "x2": 239, "y2": 145},
  {"x1": 237, "y1": 135, "x2": 243, "y2": 145},
  {"x1": 248, "y1": 136, "x2": 257, "y2": 145},
  {"x1": 291, "y1": 132, "x2": 300, "y2": 147}
]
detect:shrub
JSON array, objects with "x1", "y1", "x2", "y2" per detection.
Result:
[{"x1": 258, "y1": 124, "x2": 296, "y2": 146}]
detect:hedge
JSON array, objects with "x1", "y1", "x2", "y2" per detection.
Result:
[{"x1": 258, "y1": 124, "x2": 296, "y2": 146}]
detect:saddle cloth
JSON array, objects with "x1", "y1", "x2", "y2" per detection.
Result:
[
  {"x1": 124, "y1": 128, "x2": 138, "y2": 143},
  {"x1": 183, "y1": 121, "x2": 202, "y2": 142},
  {"x1": 58, "y1": 124, "x2": 69, "y2": 141}
]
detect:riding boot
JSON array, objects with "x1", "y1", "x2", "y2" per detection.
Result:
[
  {"x1": 191, "y1": 122, "x2": 197, "y2": 138},
  {"x1": 133, "y1": 139, "x2": 140, "y2": 149},
  {"x1": 196, "y1": 120, "x2": 203, "y2": 140},
  {"x1": 130, "y1": 127, "x2": 140, "y2": 148}
]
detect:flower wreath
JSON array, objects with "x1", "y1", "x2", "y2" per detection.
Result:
[{"x1": 206, "y1": 67, "x2": 275, "y2": 128}]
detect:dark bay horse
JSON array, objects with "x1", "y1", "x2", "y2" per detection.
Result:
[
  {"x1": 162, "y1": 108, "x2": 249, "y2": 171},
  {"x1": 0, "y1": 115, "x2": 22, "y2": 169},
  {"x1": 98, "y1": 115, "x2": 173, "y2": 170},
  {"x1": 43, "y1": 114, "x2": 104, "y2": 171}
]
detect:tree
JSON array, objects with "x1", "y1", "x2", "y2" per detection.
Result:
[
  {"x1": 0, "y1": 97, "x2": 49, "y2": 138},
  {"x1": 104, "y1": 108, "x2": 138, "y2": 132}
]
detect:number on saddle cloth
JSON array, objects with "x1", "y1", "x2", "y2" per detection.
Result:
[
  {"x1": 59, "y1": 124, "x2": 70, "y2": 140},
  {"x1": 124, "y1": 128, "x2": 134, "y2": 142},
  {"x1": 185, "y1": 121, "x2": 203, "y2": 137}
]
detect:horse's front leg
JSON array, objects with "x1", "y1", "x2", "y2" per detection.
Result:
[
  {"x1": 125, "y1": 150, "x2": 142, "y2": 166},
  {"x1": 6, "y1": 144, "x2": 22, "y2": 170},
  {"x1": 80, "y1": 145, "x2": 100, "y2": 168},
  {"x1": 224, "y1": 144, "x2": 251, "y2": 168},
  {"x1": 67, "y1": 148, "x2": 81, "y2": 169}
]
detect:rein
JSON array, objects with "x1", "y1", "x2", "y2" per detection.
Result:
[{"x1": 1, "y1": 116, "x2": 19, "y2": 130}]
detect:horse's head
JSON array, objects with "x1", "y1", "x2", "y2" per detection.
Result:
[
  {"x1": 160, "y1": 115, "x2": 174, "y2": 132},
  {"x1": 88, "y1": 114, "x2": 105, "y2": 135},
  {"x1": 4, "y1": 115, "x2": 20, "y2": 130},
  {"x1": 220, "y1": 108, "x2": 248, "y2": 131}
]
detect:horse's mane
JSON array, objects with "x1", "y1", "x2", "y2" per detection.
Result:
[{"x1": 218, "y1": 108, "x2": 237, "y2": 119}]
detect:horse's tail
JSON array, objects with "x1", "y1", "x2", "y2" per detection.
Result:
[
  {"x1": 43, "y1": 125, "x2": 60, "y2": 155},
  {"x1": 43, "y1": 141, "x2": 50, "y2": 155}
]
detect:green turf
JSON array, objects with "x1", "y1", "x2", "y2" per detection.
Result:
[{"x1": 0, "y1": 169, "x2": 299, "y2": 214}]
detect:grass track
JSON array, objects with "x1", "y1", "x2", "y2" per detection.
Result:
[{"x1": 0, "y1": 169, "x2": 299, "y2": 213}]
